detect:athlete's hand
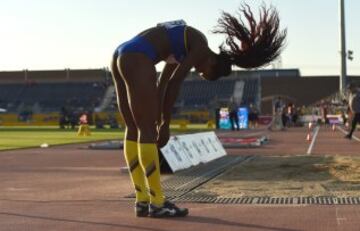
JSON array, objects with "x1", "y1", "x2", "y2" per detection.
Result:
[{"x1": 157, "y1": 123, "x2": 170, "y2": 148}]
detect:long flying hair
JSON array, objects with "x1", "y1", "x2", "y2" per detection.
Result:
[{"x1": 213, "y1": 3, "x2": 287, "y2": 69}]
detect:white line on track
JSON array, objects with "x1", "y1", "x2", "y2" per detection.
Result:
[
  {"x1": 306, "y1": 126, "x2": 320, "y2": 155},
  {"x1": 337, "y1": 126, "x2": 360, "y2": 142}
]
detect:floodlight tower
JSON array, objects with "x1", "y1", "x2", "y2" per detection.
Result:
[{"x1": 339, "y1": 0, "x2": 347, "y2": 95}]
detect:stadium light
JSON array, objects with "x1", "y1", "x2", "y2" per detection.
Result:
[{"x1": 339, "y1": 0, "x2": 347, "y2": 95}]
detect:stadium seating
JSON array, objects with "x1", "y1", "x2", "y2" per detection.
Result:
[
  {"x1": 0, "y1": 82, "x2": 106, "y2": 113},
  {"x1": 0, "y1": 78, "x2": 260, "y2": 114},
  {"x1": 241, "y1": 78, "x2": 259, "y2": 106},
  {"x1": 0, "y1": 69, "x2": 263, "y2": 120},
  {"x1": 177, "y1": 80, "x2": 236, "y2": 107}
]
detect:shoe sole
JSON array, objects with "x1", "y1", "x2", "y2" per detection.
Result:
[
  {"x1": 135, "y1": 207, "x2": 149, "y2": 217},
  {"x1": 149, "y1": 210, "x2": 189, "y2": 218},
  {"x1": 136, "y1": 213, "x2": 149, "y2": 217}
]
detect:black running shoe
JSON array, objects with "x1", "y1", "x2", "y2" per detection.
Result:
[
  {"x1": 344, "y1": 134, "x2": 352, "y2": 139},
  {"x1": 149, "y1": 201, "x2": 188, "y2": 218},
  {"x1": 135, "y1": 202, "x2": 149, "y2": 217}
]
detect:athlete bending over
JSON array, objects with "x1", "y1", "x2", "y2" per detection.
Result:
[{"x1": 110, "y1": 4, "x2": 286, "y2": 218}]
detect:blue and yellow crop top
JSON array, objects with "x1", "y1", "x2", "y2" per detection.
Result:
[
  {"x1": 114, "y1": 20, "x2": 188, "y2": 64},
  {"x1": 157, "y1": 20, "x2": 188, "y2": 63}
]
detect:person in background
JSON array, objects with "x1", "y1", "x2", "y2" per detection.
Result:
[
  {"x1": 271, "y1": 96, "x2": 285, "y2": 130},
  {"x1": 94, "y1": 114, "x2": 105, "y2": 129},
  {"x1": 292, "y1": 107, "x2": 299, "y2": 126},
  {"x1": 59, "y1": 106, "x2": 69, "y2": 129},
  {"x1": 214, "y1": 107, "x2": 221, "y2": 129},
  {"x1": 228, "y1": 97, "x2": 239, "y2": 130},
  {"x1": 345, "y1": 83, "x2": 360, "y2": 139},
  {"x1": 286, "y1": 102, "x2": 294, "y2": 127},
  {"x1": 77, "y1": 112, "x2": 91, "y2": 136},
  {"x1": 248, "y1": 104, "x2": 259, "y2": 129},
  {"x1": 281, "y1": 106, "x2": 288, "y2": 128},
  {"x1": 320, "y1": 100, "x2": 329, "y2": 127}
]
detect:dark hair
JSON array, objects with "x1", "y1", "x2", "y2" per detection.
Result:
[
  {"x1": 211, "y1": 51, "x2": 232, "y2": 80},
  {"x1": 213, "y1": 3, "x2": 287, "y2": 69}
]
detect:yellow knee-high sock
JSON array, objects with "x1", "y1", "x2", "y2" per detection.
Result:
[
  {"x1": 124, "y1": 140, "x2": 149, "y2": 203},
  {"x1": 138, "y1": 143, "x2": 165, "y2": 206}
]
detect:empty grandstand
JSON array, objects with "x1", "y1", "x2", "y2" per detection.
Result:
[
  {"x1": 1, "y1": 67, "x2": 359, "y2": 125},
  {"x1": 0, "y1": 69, "x2": 111, "y2": 114}
]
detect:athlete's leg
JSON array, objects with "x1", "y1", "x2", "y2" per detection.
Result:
[
  {"x1": 110, "y1": 57, "x2": 149, "y2": 205},
  {"x1": 118, "y1": 53, "x2": 165, "y2": 206}
]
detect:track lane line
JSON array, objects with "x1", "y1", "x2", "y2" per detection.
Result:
[
  {"x1": 337, "y1": 126, "x2": 360, "y2": 142},
  {"x1": 306, "y1": 126, "x2": 320, "y2": 155}
]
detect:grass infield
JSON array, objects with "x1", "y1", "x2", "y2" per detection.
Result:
[
  {"x1": 0, "y1": 126, "x2": 124, "y2": 151},
  {"x1": 0, "y1": 125, "x2": 211, "y2": 151}
]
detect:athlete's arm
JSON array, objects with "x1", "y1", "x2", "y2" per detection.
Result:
[
  {"x1": 157, "y1": 48, "x2": 206, "y2": 147},
  {"x1": 157, "y1": 63, "x2": 178, "y2": 125}
]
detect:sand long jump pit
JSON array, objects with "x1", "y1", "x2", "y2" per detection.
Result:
[{"x1": 181, "y1": 155, "x2": 360, "y2": 204}]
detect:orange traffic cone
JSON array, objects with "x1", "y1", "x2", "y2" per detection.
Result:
[
  {"x1": 306, "y1": 133, "x2": 312, "y2": 141},
  {"x1": 308, "y1": 122, "x2": 313, "y2": 130}
]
